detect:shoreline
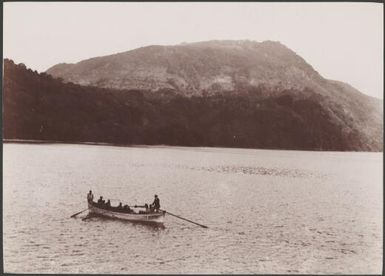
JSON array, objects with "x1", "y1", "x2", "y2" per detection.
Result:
[
  {"x1": 2, "y1": 139, "x2": 382, "y2": 153},
  {"x1": 2, "y1": 138, "x2": 141, "y2": 148}
]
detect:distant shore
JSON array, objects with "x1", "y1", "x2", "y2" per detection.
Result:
[
  {"x1": 3, "y1": 139, "x2": 382, "y2": 153},
  {"x1": 3, "y1": 139, "x2": 128, "y2": 147},
  {"x1": 3, "y1": 138, "x2": 195, "y2": 150}
]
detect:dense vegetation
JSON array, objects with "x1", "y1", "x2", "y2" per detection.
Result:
[{"x1": 3, "y1": 59, "x2": 378, "y2": 151}]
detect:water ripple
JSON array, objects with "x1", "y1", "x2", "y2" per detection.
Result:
[{"x1": 3, "y1": 144, "x2": 382, "y2": 274}]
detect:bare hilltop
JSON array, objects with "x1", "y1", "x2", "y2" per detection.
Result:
[{"x1": 4, "y1": 40, "x2": 382, "y2": 151}]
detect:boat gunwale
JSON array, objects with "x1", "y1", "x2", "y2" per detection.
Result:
[{"x1": 87, "y1": 202, "x2": 165, "y2": 223}]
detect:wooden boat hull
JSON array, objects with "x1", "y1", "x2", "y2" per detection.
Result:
[{"x1": 88, "y1": 203, "x2": 165, "y2": 224}]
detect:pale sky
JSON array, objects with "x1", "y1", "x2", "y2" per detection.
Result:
[{"x1": 3, "y1": 2, "x2": 383, "y2": 99}]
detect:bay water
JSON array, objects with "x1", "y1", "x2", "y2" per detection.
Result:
[{"x1": 3, "y1": 143, "x2": 382, "y2": 273}]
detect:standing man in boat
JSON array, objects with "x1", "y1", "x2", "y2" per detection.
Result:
[
  {"x1": 87, "y1": 190, "x2": 94, "y2": 203},
  {"x1": 151, "y1": 194, "x2": 160, "y2": 212}
]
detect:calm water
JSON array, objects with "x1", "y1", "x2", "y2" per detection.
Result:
[{"x1": 3, "y1": 143, "x2": 383, "y2": 274}]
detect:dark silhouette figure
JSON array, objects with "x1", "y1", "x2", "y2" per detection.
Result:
[
  {"x1": 151, "y1": 195, "x2": 160, "y2": 212},
  {"x1": 106, "y1": 200, "x2": 111, "y2": 209},
  {"x1": 87, "y1": 190, "x2": 94, "y2": 203},
  {"x1": 97, "y1": 196, "x2": 103, "y2": 206}
]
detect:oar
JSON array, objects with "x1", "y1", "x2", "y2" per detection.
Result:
[
  {"x1": 70, "y1": 208, "x2": 89, "y2": 218},
  {"x1": 82, "y1": 215, "x2": 91, "y2": 221},
  {"x1": 162, "y1": 210, "x2": 208, "y2": 229}
]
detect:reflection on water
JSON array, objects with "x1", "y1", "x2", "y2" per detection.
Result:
[
  {"x1": 175, "y1": 164, "x2": 327, "y2": 178},
  {"x1": 84, "y1": 214, "x2": 166, "y2": 231},
  {"x1": 3, "y1": 143, "x2": 383, "y2": 274}
]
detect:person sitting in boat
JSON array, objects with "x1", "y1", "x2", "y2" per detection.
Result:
[
  {"x1": 87, "y1": 190, "x2": 94, "y2": 203},
  {"x1": 97, "y1": 196, "x2": 104, "y2": 206},
  {"x1": 122, "y1": 204, "x2": 131, "y2": 213},
  {"x1": 150, "y1": 194, "x2": 160, "y2": 212},
  {"x1": 118, "y1": 202, "x2": 123, "y2": 210},
  {"x1": 106, "y1": 199, "x2": 111, "y2": 209}
]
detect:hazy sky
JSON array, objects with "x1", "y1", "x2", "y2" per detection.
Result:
[{"x1": 3, "y1": 2, "x2": 383, "y2": 99}]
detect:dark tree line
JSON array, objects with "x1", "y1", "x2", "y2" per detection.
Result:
[{"x1": 3, "y1": 59, "x2": 362, "y2": 151}]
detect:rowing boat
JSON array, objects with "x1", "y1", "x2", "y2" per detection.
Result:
[{"x1": 87, "y1": 202, "x2": 165, "y2": 224}]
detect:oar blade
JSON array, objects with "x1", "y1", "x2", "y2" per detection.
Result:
[
  {"x1": 70, "y1": 208, "x2": 88, "y2": 218},
  {"x1": 164, "y1": 210, "x2": 208, "y2": 229}
]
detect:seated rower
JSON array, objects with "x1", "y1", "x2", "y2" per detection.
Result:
[
  {"x1": 125, "y1": 205, "x2": 132, "y2": 213},
  {"x1": 97, "y1": 196, "x2": 104, "y2": 206}
]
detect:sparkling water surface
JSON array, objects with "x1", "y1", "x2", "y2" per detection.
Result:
[{"x1": 3, "y1": 143, "x2": 382, "y2": 273}]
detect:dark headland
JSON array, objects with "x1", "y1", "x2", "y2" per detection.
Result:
[{"x1": 3, "y1": 40, "x2": 383, "y2": 151}]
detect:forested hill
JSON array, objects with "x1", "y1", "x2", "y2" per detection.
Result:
[{"x1": 3, "y1": 59, "x2": 383, "y2": 151}]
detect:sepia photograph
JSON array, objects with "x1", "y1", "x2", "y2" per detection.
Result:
[{"x1": 2, "y1": 2, "x2": 383, "y2": 274}]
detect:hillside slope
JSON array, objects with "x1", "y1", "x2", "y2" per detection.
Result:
[
  {"x1": 46, "y1": 40, "x2": 384, "y2": 150},
  {"x1": 5, "y1": 59, "x2": 383, "y2": 151},
  {"x1": 47, "y1": 40, "x2": 324, "y2": 95}
]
